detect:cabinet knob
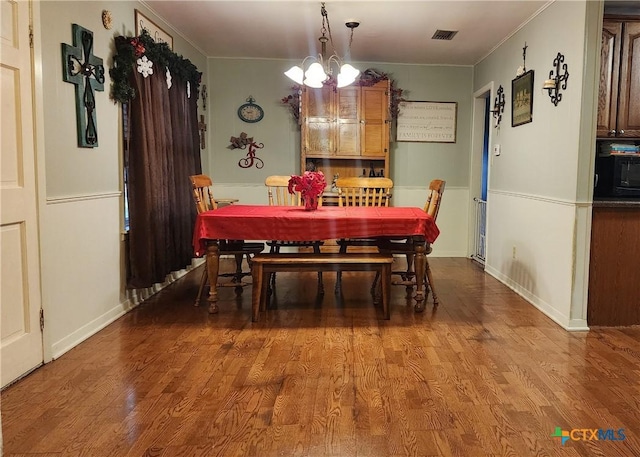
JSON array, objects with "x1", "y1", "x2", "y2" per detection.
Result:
[
  {"x1": 609, "y1": 129, "x2": 617, "y2": 135},
  {"x1": 619, "y1": 129, "x2": 625, "y2": 135},
  {"x1": 360, "y1": 120, "x2": 365, "y2": 124}
]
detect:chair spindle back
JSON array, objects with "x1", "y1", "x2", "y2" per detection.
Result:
[
  {"x1": 265, "y1": 175, "x2": 302, "y2": 206},
  {"x1": 336, "y1": 177, "x2": 393, "y2": 207},
  {"x1": 189, "y1": 174, "x2": 217, "y2": 214},
  {"x1": 424, "y1": 179, "x2": 445, "y2": 221}
]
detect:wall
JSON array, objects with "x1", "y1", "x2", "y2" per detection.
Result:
[
  {"x1": 206, "y1": 59, "x2": 473, "y2": 257},
  {"x1": 34, "y1": 1, "x2": 207, "y2": 359},
  {"x1": 473, "y1": 0, "x2": 600, "y2": 330}
]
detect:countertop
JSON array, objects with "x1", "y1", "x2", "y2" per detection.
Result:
[{"x1": 592, "y1": 198, "x2": 640, "y2": 208}]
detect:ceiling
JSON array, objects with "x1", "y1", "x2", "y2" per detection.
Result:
[{"x1": 141, "y1": 1, "x2": 556, "y2": 66}]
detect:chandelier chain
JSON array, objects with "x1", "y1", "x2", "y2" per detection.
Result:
[{"x1": 320, "y1": 3, "x2": 338, "y2": 57}]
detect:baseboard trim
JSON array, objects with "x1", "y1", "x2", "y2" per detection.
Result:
[
  {"x1": 51, "y1": 298, "x2": 137, "y2": 359},
  {"x1": 485, "y1": 265, "x2": 589, "y2": 331}
]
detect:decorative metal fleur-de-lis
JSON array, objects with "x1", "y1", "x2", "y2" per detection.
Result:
[
  {"x1": 546, "y1": 52, "x2": 569, "y2": 106},
  {"x1": 491, "y1": 85, "x2": 505, "y2": 127},
  {"x1": 62, "y1": 24, "x2": 105, "y2": 147}
]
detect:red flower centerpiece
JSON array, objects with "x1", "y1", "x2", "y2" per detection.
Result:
[{"x1": 288, "y1": 171, "x2": 326, "y2": 211}]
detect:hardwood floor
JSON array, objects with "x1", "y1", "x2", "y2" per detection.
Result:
[{"x1": 2, "y1": 258, "x2": 640, "y2": 457}]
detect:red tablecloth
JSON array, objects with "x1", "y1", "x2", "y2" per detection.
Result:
[{"x1": 193, "y1": 205, "x2": 439, "y2": 256}]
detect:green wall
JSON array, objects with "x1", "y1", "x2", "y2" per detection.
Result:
[
  {"x1": 40, "y1": 1, "x2": 207, "y2": 199},
  {"x1": 206, "y1": 58, "x2": 473, "y2": 188}
]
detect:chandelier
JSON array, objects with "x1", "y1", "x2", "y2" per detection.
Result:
[{"x1": 284, "y1": 2, "x2": 360, "y2": 88}]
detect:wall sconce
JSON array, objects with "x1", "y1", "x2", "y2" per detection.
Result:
[
  {"x1": 543, "y1": 52, "x2": 569, "y2": 106},
  {"x1": 490, "y1": 85, "x2": 505, "y2": 127}
]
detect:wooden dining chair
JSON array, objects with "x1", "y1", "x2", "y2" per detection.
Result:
[
  {"x1": 189, "y1": 174, "x2": 264, "y2": 306},
  {"x1": 375, "y1": 179, "x2": 445, "y2": 305},
  {"x1": 334, "y1": 176, "x2": 394, "y2": 293},
  {"x1": 265, "y1": 175, "x2": 324, "y2": 294}
]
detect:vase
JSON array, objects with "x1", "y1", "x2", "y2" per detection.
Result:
[{"x1": 303, "y1": 194, "x2": 319, "y2": 211}]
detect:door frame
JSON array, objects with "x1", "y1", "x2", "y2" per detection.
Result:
[
  {"x1": 468, "y1": 82, "x2": 494, "y2": 263},
  {"x1": 31, "y1": 0, "x2": 52, "y2": 364}
]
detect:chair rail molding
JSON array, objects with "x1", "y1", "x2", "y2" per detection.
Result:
[{"x1": 46, "y1": 191, "x2": 122, "y2": 204}]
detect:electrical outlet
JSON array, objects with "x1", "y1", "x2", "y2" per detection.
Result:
[
  {"x1": 512, "y1": 245, "x2": 516, "y2": 259},
  {"x1": 493, "y1": 144, "x2": 501, "y2": 156}
]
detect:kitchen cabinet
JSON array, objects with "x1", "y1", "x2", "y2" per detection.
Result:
[
  {"x1": 597, "y1": 18, "x2": 640, "y2": 139},
  {"x1": 588, "y1": 202, "x2": 640, "y2": 326},
  {"x1": 300, "y1": 80, "x2": 390, "y2": 179}
]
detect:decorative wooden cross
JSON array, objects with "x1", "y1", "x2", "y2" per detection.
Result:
[
  {"x1": 62, "y1": 24, "x2": 105, "y2": 148},
  {"x1": 522, "y1": 42, "x2": 528, "y2": 72},
  {"x1": 198, "y1": 115, "x2": 207, "y2": 149},
  {"x1": 201, "y1": 85, "x2": 208, "y2": 110}
]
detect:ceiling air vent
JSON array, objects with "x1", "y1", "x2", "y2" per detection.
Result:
[{"x1": 432, "y1": 30, "x2": 458, "y2": 40}]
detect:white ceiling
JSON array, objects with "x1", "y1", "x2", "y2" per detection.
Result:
[{"x1": 141, "y1": 0, "x2": 555, "y2": 66}]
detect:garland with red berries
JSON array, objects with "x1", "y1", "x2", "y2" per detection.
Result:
[{"x1": 109, "y1": 29, "x2": 201, "y2": 104}]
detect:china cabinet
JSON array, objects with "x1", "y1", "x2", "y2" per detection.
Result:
[{"x1": 300, "y1": 80, "x2": 391, "y2": 179}]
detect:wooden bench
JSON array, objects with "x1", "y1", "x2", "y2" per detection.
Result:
[{"x1": 251, "y1": 253, "x2": 394, "y2": 322}]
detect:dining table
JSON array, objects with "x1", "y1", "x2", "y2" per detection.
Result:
[{"x1": 192, "y1": 204, "x2": 440, "y2": 314}]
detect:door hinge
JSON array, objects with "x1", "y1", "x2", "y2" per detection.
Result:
[
  {"x1": 29, "y1": 25, "x2": 34, "y2": 48},
  {"x1": 39, "y1": 308, "x2": 44, "y2": 331}
]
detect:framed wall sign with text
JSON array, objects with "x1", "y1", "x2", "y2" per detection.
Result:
[
  {"x1": 396, "y1": 101, "x2": 457, "y2": 143},
  {"x1": 512, "y1": 70, "x2": 534, "y2": 127},
  {"x1": 135, "y1": 9, "x2": 173, "y2": 49}
]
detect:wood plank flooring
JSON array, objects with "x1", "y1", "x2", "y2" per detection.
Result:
[{"x1": 2, "y1": 258, "x2": 640, "y2": 456}]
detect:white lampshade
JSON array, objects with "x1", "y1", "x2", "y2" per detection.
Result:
[
  {"x1": 306, "y1": 62, "x2": 327, "y2": 82},
  {"x1": 340, "y1": 63, "x2": 360, "y2": 80},
  {"x1": 303, "y1": 77, "x2": 324, "y2": 88},
  {"x1": 336, "y1": 73, "x2": 356, "y2": 88},
  {"x1": 336, "y1": 63, "x2": 360, "y2": 88},
  {"x1": 284, "y1": 66, "x2": 304, "y2": 85}
]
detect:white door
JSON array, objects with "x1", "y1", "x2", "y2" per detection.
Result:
[{"x1": 1, "y1": 0, "x2": 44, "y2": 387}]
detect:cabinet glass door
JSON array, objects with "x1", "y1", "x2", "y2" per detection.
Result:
[
  {"x1": 336, "y1": 86, "x2": 359, "y2": 156},
  {"x1": 303, "y1": 86, "x2": 334, "y2": 154}
]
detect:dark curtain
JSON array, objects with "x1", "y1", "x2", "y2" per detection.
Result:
[{"x1": 126, "y1": 68, "x2": 202, "y2": 288}]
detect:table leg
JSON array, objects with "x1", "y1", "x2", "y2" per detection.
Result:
[
  {"x1": 413, "y1": 236, "x2": 426, "y2": 312},
  {"x1": 206, "y1": 241, "x2": 220, "y2": 314},
  {"x1": 382, "y1": 264, "x2": 390, "y2": 320},
  {"x1": 251, "y1": 262, "x2": 263, "y2": 322}
]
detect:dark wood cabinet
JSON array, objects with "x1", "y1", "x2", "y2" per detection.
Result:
[
  {"x1": 588, "y1": 204, "x2": 640, "y2": 326},
  {"x1": 597, "y1": 18, "x2": 640, "y2": 139},
  {"x1": 301, "y1": 80, "x2": 390, "y2": 179}
]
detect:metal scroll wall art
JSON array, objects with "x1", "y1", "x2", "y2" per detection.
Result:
[
  {"x1": 61, "y1": 24, "x2": 105, "y2": 148},
  {"x1": 491, "y1": 85, "x2": 505, "y2": 127},
  {"x1": 544, "y1": 52, "x2": 569, "y2": 106},
  {"x1": 229, "y1": 132, "x2": 264, "y2": 169}
]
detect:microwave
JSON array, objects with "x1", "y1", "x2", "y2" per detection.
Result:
[{"x1": 595, "y1": 154, "x2": 640, "y2": 198}]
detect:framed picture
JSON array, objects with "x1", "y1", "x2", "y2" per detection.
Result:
[
  {"x1": 396, "y1": 101, "x2": 457, "y2": 143},
  {"x1": 135, "y1": 9, "x2": 173, "y2": 49},
  {"x1": 511, "y1": 70, "x2": 534, "y2": 127}
]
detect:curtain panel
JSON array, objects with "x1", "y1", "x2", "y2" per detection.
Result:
[{"x1": 126, "y1": 69, "x2": 201, "y2": 288}]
